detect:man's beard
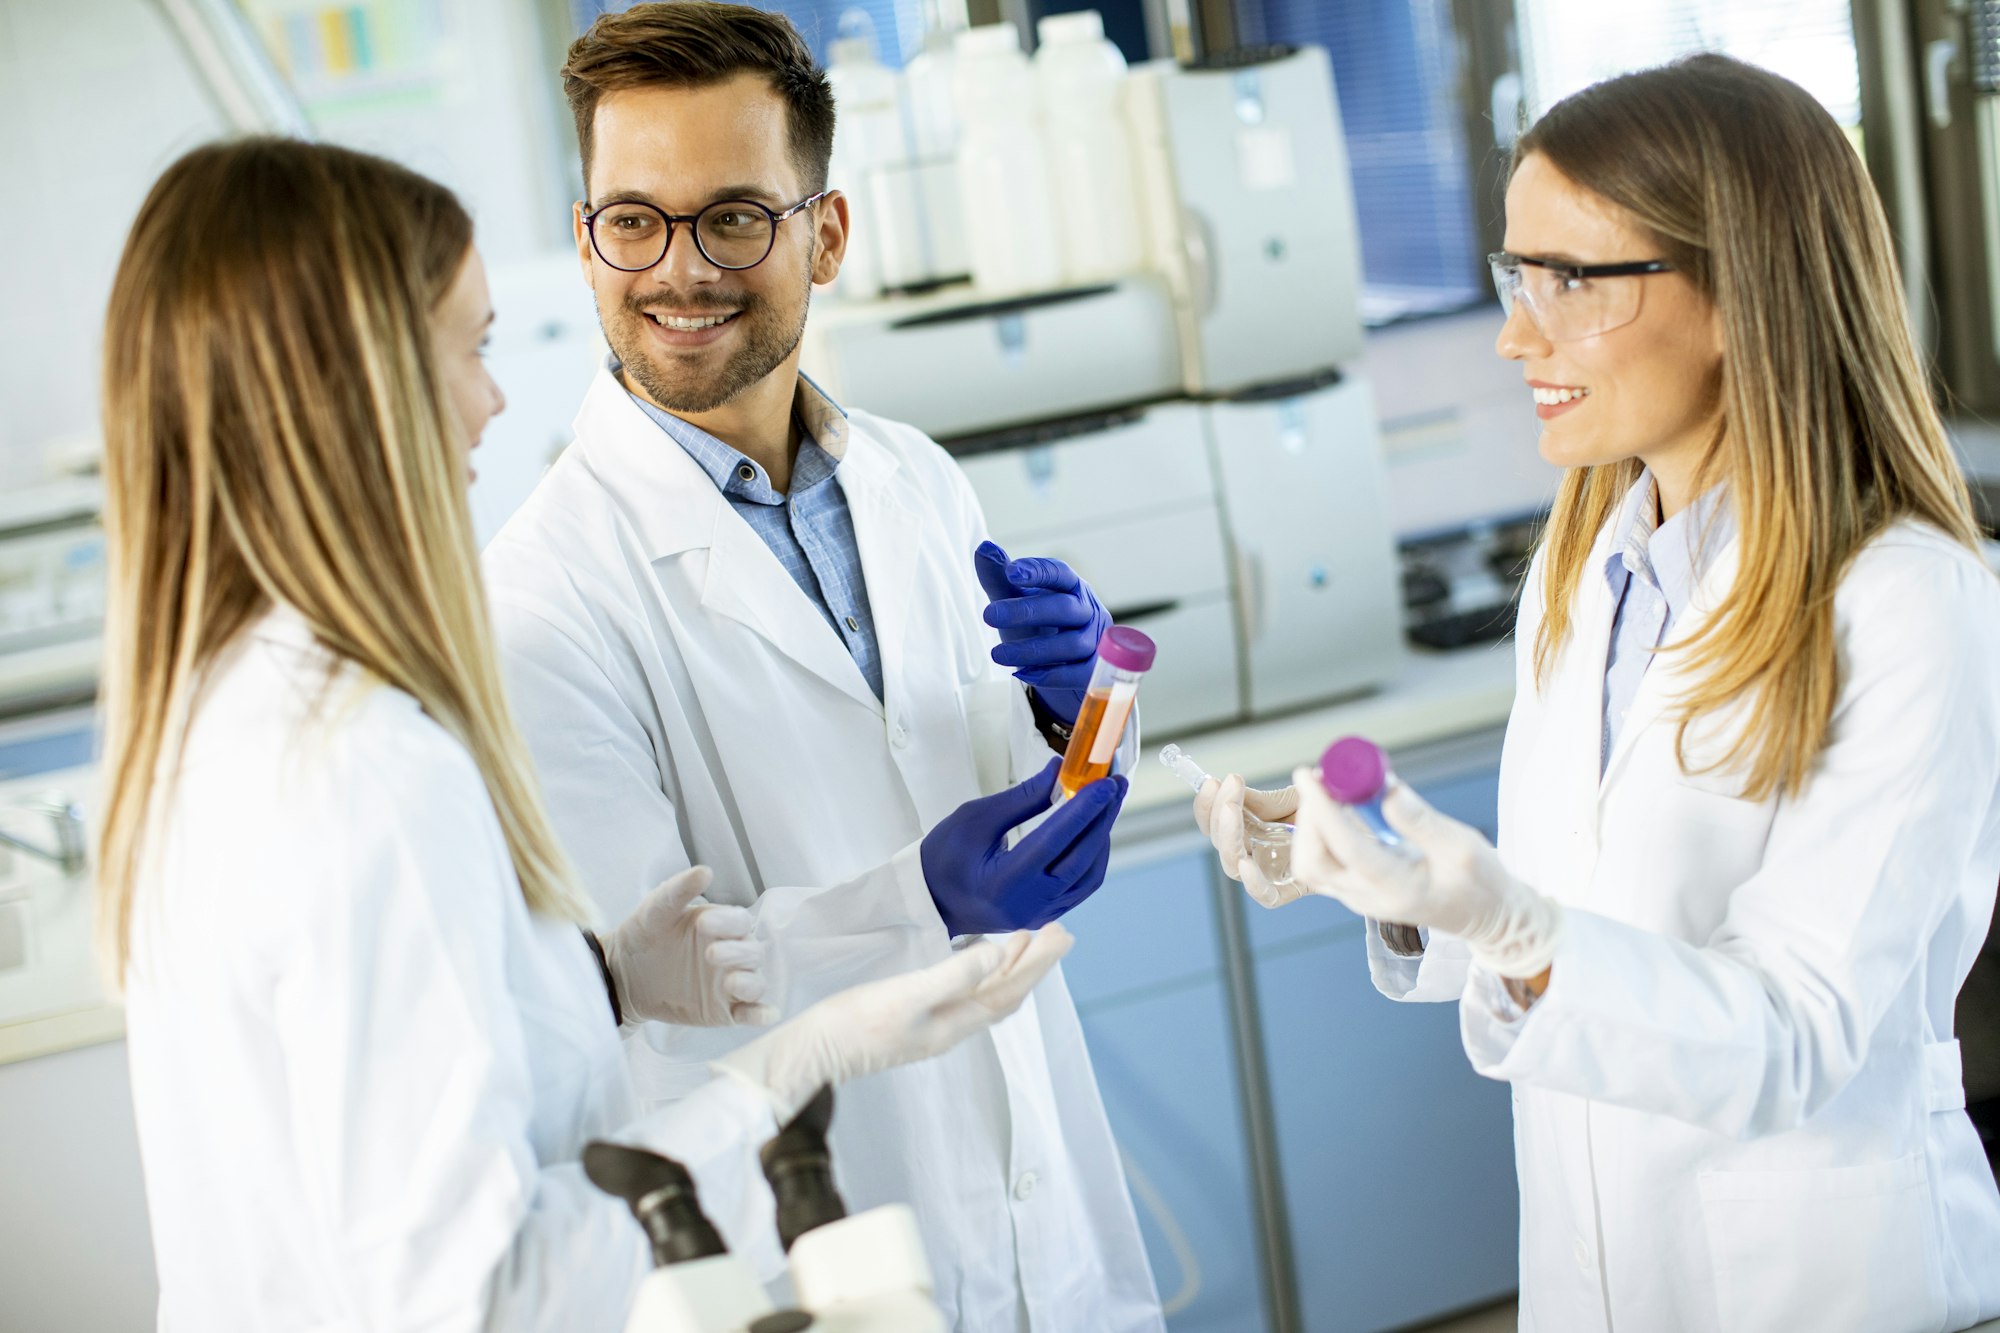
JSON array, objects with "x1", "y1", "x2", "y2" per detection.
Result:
[{"x1": 606, "y1": 252, "x2": 814, "y2": 416}]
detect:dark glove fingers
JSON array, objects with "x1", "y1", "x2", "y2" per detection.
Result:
[
  {"x1": 1010, "y1": 774, "x2": 1121, "y2": 873},
  {"x1": 991, "y1": 627, "x2": 1100, "y2": 668},
  {"x1": 1003, "y1": 556, "x2": 1084, "y2": 594},
  {"x1": 973, "y1": 540, "x2": 1018, "y2": 605},
  {"x1": 1039, "y1": 838, "x2": 1116, "y2": 924},
  {"x1": 1043, "y1": 778, "x2": 1126, "y2": 883},
  {"x1": 982, "y1": 592, "x2": 1094, "y2": 633}
]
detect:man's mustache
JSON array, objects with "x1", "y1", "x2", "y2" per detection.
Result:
[{"x1": 624, "y1": 291, "x2": 757, "y2": 316}]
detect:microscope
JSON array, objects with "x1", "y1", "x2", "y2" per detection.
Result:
[{"x1": 584, "y1": 1089, "x2": 947, "y2": 1333}]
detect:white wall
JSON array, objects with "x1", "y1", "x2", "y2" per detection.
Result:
[
  {"x1": 0, "y1": 1039, "x2": 155, "y2": 1333},
  {"x1": 0, "y1": 0, "x2": 228, "y2": 488},
  {"x1": 0, "y1": 0, "x2": 577, "y2": 492}
]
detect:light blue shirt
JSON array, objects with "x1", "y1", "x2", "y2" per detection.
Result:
[
  {"x1": 1600, "y1": 471, "x2": 1734, "y2": 773},
  {"x1": 620, "y1": 365, "x2": 885, "y2": 701}
]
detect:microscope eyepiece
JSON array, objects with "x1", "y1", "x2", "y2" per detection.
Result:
[
  {"x1": 582, "y1": 1140, "x2": 729, "y2": 1267},
  {"x1": 759, "y1": 1085, "x2": 846, "y2": 1252}
]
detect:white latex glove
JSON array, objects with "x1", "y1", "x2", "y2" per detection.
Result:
[
  {"x1": 602, "y1": 866, "x2": 776, "y2": 1027},
  {"x1": 1289, "y1": 771, "x2": 1564, "y2": 980},
  {"x1": 714, "y1": 925, "x2": 1072, "y2": 1121},
  {"x1": 1191, "y1": 774, "x2": 1308, "y2": 908}
]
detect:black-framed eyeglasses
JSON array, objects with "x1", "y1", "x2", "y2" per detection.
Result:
[
  {"x1": 1489, "y1": 251, "x2": 1676, "y2": 341},
  {"x1": 582, "y1": 191, "x2": 830, "y2": 272}
]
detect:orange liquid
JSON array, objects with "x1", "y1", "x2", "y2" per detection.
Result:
[{"x1": 1057, "y1": 686, "x2": 1131, "y2": 797}]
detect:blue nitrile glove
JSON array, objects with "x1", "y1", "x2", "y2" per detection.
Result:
[
  {"x1": 973, "y1": 540, "x2": 1112, "y2": 724},
  {"x1": 921, "y1": 758, "x2": 1128, "y2": 936}
]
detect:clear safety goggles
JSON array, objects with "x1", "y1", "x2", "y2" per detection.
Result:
[{"x1": 1489, "y1": 251, "x2": 1676, "y2": 342}]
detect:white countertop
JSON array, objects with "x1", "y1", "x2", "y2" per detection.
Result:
[
  {"x1": 0, "y1": 761, "x2": 114, "y2": 1065},
  {"x1": 1125, "y1": 642, "x2": 1516, "y2": 817}
]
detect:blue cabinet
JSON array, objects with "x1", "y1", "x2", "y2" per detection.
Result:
[
  {"x1": 1062, "y1": 744, "x2": 1520, "y2": 1332},
  {"x1": 1247, "y1": 905, "x2": 1517, "y2": 1331},
  {"x1": 1243, "y1": 759, "x2": 1518, "y2": 1330},
  {"x1": 1063, "y1": 847, "x2": 1271, "y2": 1333}
]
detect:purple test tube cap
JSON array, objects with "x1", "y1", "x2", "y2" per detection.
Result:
[
  {"x1": 1097, "y1": 625, "x2": 1157, "y2": 673},
  {"x1": 1319, "y1": 736, "x2": 1389, "y2": 804}
]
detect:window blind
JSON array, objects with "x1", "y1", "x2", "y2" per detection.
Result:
[
  {"x1": 1251, "y1": 0, "x2": 1485, "y2": 321},
  {"x1": 1518, "y1": 0, "x2": 1861, "y2": 126}
]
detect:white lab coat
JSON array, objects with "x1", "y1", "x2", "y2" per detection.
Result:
[
  {"x1": 1369, "y1": 506, "x2": 2000, "y2": 1332},
  {"x1": 481, "y1": 367, "x2": 1162, "y2": 1333},
  {"x1": 124, "y1": 609, "x2": 782, "y2": 1332}
]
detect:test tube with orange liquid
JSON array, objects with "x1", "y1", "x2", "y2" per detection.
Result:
[{"x1": 1055, "y1": 626, "x2": 1157, "y2": 800}]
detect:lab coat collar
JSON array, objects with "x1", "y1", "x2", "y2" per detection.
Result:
[
  {"x1": 573, "y1": 366, "x2": 881, "y2": 562},
  {"x1": 570, "y1": 366, "x2": 901, "y2": 716}
]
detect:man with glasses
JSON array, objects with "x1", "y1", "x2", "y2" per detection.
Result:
[{"x1": 481, "y1": 5, "x2": 1163, "y2": 1331}]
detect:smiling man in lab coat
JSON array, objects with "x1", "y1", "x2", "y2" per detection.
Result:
[{"x1": 481, "y1": 4, "x2": 1163, "y2": 1330}]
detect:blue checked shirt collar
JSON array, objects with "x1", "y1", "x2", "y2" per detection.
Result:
[
  {"x1": 1602, "y1": 469, "x2": 1734, "y2": 614},
  {"x1": 611, "y1": 357, "x2": 852, "y2": 500}
]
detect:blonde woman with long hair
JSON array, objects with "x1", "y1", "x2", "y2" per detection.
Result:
[
  {"x1": 1195, "y1": 55, "x2": 2000, "y2": 1330},
  {"x1": 100, "y1": 137, "x2": 1068, "y2": 1331}
]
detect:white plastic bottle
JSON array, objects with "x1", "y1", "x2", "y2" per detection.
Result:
[
  {"x1": 900, "y1": 26, "x2": 960, "y2": 162},
  {"x1": 951, "y1": 22, "x2": 1064, "y2": 296},
  {"x1": 824, "y1": 16, "x2": 906, "y2": 301},
  {"x1": 1034, "y1": 10, "x2": 1143, "y2": 283}
]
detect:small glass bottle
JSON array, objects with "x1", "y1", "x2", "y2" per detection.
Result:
[
  {"x1": 1318, "y1": 737, "x2": 1425, "y2": 954},
  {"x1": 1055, "y1": 626, "x2": 1156, "y2": 800},
  {"x1": 1162, "y1": 737, "x2": 1425, "y2": 952},
  {"x1": 1159, "y1": 744, "x2": 1298, "y2": 886}
]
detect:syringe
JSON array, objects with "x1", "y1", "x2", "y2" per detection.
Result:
[{"x1": 1159, "y1": 744, "x2": 1300, "y2": 888}]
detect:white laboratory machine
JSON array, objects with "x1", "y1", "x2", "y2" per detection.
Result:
[
  {"x1": 1124, "y1": 46, "x2": 1366, "y2": 395},
  {"x1": 588, "y1": 1089, "x2": 946, "y2": 1333},
  {"x1": 799, "y1": 276, "x2": 1182, "y2": 440},
  {"x1": 954, "y1": 374, "x2": 1401, "y2": 737},
  {"x1": 0, "y1": 479, "x2": 106, "y2": 718},
  {"x1": 802, "y1": 38, "x2": 1400, "y2": 738}
]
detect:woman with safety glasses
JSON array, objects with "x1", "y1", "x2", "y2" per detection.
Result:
[{"x1": 1194, "y1": 54, "x2": 2000, "y2": 1330}]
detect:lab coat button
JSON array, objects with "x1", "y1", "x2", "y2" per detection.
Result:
[
  {"x1": 891, "y1": 723, "x2": 910, "y2": 749},
  {"x1": 1014, "y1": 1171, "x2": 1038, "y2": 1201},
  {"x1": 1572, "y1": 1237, "x2": 1592, "y2": 1271}
]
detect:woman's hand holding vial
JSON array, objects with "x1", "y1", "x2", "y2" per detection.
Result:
[
  {"x1": 1288, "y1": 765, "x2": 1563, "y2": 982},
  {"x1": 1173, "y1": 737, "x2": 1428, "y2": 951},
  {"x1": 1170, "y1": 745, "x2": 1309, "y2": 907}
]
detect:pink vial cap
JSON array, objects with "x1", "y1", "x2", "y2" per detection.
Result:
[
  {"x1": 1319, "y1": 736, "x2": 1388, "y2": 803},
  {"x1": 1097, "y1": 625, "x2": 1157, "y2": 672}
]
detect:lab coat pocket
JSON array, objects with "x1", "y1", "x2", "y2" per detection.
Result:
[
  {"x1": 1697, "y1": 1153, "x2": 1947, "y2": 1333},
  {"x1": 1666, "y1": 767, "x2": 1771, "y2": 833},
  {"x1": 962, "y1": 673, "x2": 1021, "y2": 795}
]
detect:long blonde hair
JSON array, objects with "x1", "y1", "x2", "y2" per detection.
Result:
[
  {"x1": 97, "y1": 138, "x2": 593, "y2": 980},
  {"x1": 1521, "y1": 55, "x2": 1984, "y2": 800}
]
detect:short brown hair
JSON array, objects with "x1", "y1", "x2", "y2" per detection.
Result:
[{"x1": 562, "y1": 2, "x2": 837, "y2": 196}]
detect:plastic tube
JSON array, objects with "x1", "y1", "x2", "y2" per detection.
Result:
[
  {"x1": 1056, "y1": 626, "x2": 1155, "y2": 799},
  {"x1": 1318, "y1": 737, "x2": 1424, "y2": 953}
]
